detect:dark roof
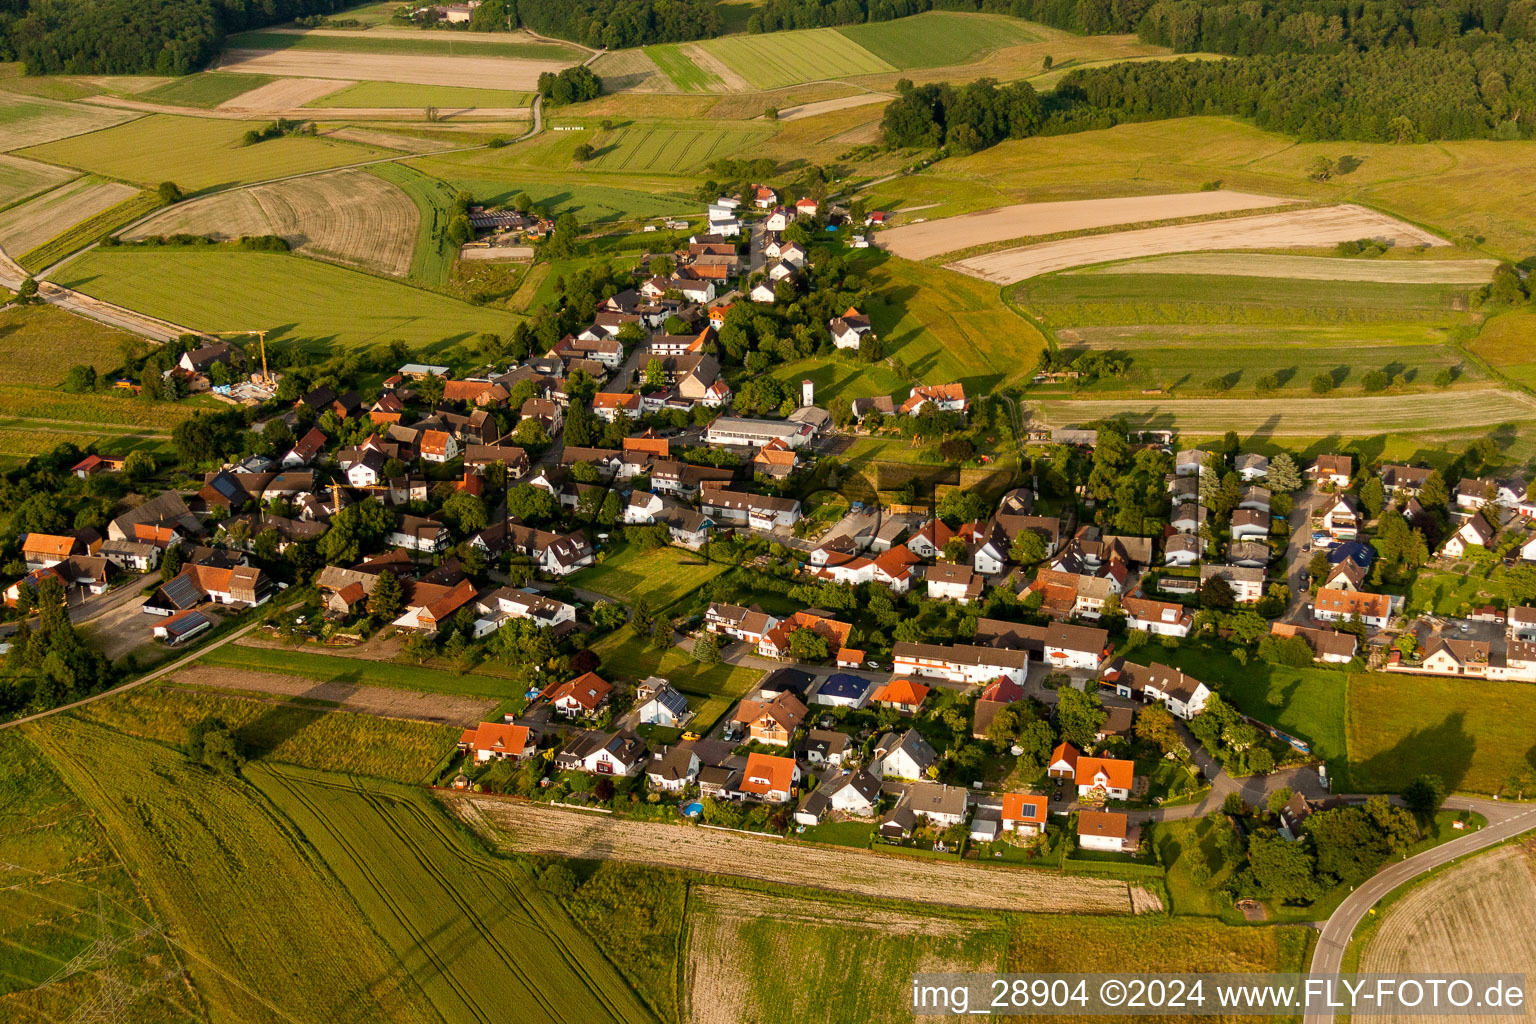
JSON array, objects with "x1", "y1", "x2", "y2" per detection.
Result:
[{"x1": 817, "y1": 673, "x2": 869, "y2": 699}]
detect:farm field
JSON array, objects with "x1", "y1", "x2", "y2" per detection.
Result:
[
  {"x1": 226, "y1": 28, "x2": 584, "y2": 60},
  {"x1": 126, "y1": 167, "x2": 420, "y2": 277},
  {"x1": 368, "y1": 161, "x2": 459, "y2": 282},
  {"x1": 0, "y1": 732, "x2": 192, "y2": 1023},
  {"x1": 592, "y1": 48, "x2": 668, "y2": 92},
  {"x1": 838, "y1": 11, "x2": 1040, "y2": 69},
  {"x1": 0, "y1": 383, "x2": 196, "y2": 429},
  {"x1": 75, "y1": 683, "x2": 463, "y2": 783},
  {"x1": 18, "y1": 114, "x2": 390, "y2": 191},
  {"x1": 861, "y1": 254, "x2": 1046, "y2": 390},
  {"x1": 198, "y1": 641, "x2": 529, "y2": 701},
  {"x1": 213, "y1": 76, "x2": 352, "y2": 111},
  {"x1": 169, "y1": 664, "x2": 495, "y2": 727},
  {"x1": 573, "y1": 543, "x2": 727, "y2": 608},
  {"x1": 1089, "y1": 252, "x2": 1500, "y2": 284},
  {"x1": 1030, "y1": 390, "x2": 1536, "y2": 438},
  {"x1": 405, "y1": 152, "x2": 697, "y2": 222},
  {"x1": 308, "y1": 80, "x2": 533, "y2": 108},
  {"x1": 449, "y1": 795, "x2": 1152, "y2": 913},
  {"x1": 880, "y1": 190, "x2": 1295, "y2": 262},
  {"x1": 0, "y1": 303, "x2": 130, "y2": 386},
  {"x1": 0, "y1": 93, "x2": 139, "y2": 151},
  {"x1": 17, "y1": 188, "x2": 161, "y2": 272},
  {"x1": 0, "y1": 176, "x2": 140, "y2": 255},
  {"x1": 573, "y1": 123, "x2": 775, "y2": 173},
  {"x1": 253, "y1": 766, "x2": 657, "y2": 1024},
  {"x1": 1360, "y1": 843, "x2": 1536, "y2": 985},
  {"x1": 644, "y1": 44, "x2": 722, "y2": 92},
  {"x1": 949, "y1": 204, "x2": 1447, "y2": 283},
  {"x1": 1468, "y1": 309, "x2": 1536, "y2": 388},
  {"x1": 685, "y1": 886, "x2": 1008, "y2": 1024},
  {"x1": 590, "y1": 631, "x2": 762, "y2": 731},
  {"x1": 1346, "y1": 672, "x2": 1536, "y2": 794},
  {"x1": 55, "y1": 248, "x2": 527, "y2": 352},
  {"x1": 1007, "y1": 912, "x2": 1313, "y2": 974},
  {"x1": 137, "y1": 71, "x2": 276, "y2": 108},
  {"x1": 694, "y1": 28, "x2": 895, "y2": 90},
  {"x1": 218, "y1": 48, "x2": 567, "y2": 91},
  {"x1": 0, "y1": 152, "x2": 76, "y2": 209}
]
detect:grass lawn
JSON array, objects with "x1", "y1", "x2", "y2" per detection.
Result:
[
  {"x1": 1468, "y1": 308, "x2": 1536, "y2": 386},
  {"x1": 138, "y1": 72, "x2": 275, "y2": 108},
  {"x1": 1126, "y1": 643, "x2": 1348, "y2": 774},
  {"x1": 56, "y1": 248, "x2": 527, "y2": 354},
  {"x1": 861, "y1": 252, "x2": 1045, "y2": 390},
  {"x1": 769, "y1": 356, "x2": 907, "y2": 403},
  {"x1": 1346, "y1": 671, "x2": 1536, "y2": 795},
  {"x1": 1405, "y1": 562, "x2": 1519, "y2": 616},
  {"x1": 404, "y1": 154, "x2": 697, "y2": 223},
  {"x1": 1154, "y1": 815, "x2": 1244, "y2": 919},
  {"x1": 19, "y1": 114, "x2": 390, "y2": 192},
  {"x1": 573, "y1": 122, "x2": 775, "y2": 174},
  {"x1": 197, "y1": 643, "x2": 528, "y2": 702},
  {"x1": 695, "y1": 27, "x2": 894, "y2": 90},
  {"x1": 644, "y1": 44, "x2": 720, "y2": 92},
  {"x1": 797, "y1": 820, "x2": 874, "y2": 848},
  {"x1": 308, "y1": 80, "x2": 533, "y2": 108},
  {"x1": 838, "y1": 11, "x2": 1039, "y2": 69},
  {"x1": 226, "y1": 29, "x2": 583, "y2": 60},
  {"x1": 572, "y1": 544, "x2": 727, "y2": 609},
  {"x1": 590, "y1": 630, "x2": 762, "y2": 731},
  {"x1": 0, "y1": 303, "x2": 131, "y2": 386},
  {"x1": 1008, "y1": 913, "x2": 1313, "y2": 972}
]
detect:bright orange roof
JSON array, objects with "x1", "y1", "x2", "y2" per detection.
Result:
[
  {"x1": 547, "y1": 671, "x2": 613, "y2": 710},
  {"x1": 738, "y1": 752, "x2": 796, "y2": 796},
  {"x1": 1002, "y1": 792, "x2": 1047, "y2": 823},
  {"x1": 1049, "y1": 741, "x2": 1080, "y2": 769},
  {"x1": 466, "y1": 721, "x2": 529, "y2": 755},
  {"x1": 1314, "y1": 587, "x2": 1392, "y2": 618},
  {"x1": 421, "y1": 429, "x2": 451, "y2": 455},
  {"x1": 594, "y1": 391, "x2": 640, "y2": 410},
  {"x1": 1075, "y1": 756, "x2": 1135, "y2": 791},
  {"x1": 1078, "y1": 809, "x2": 1128, "y2": 839},
  {"x1": 22, "y1": 534, "x2": 75, "y2": 557},
  {"x1": 873, "y1": 678, "x2": 930, "y2": 707}
]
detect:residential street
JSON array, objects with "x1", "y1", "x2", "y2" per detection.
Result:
[{"x1": 1282, "y1": 482, "x2": 1319, "y2": 623}]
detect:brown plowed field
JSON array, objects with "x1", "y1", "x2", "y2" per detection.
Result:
[
  {"x1": 171, "y1": 664, "x2": 495, "y2": 727},
  {"x1": 448, "y1": 795, "x2": 1152, "y2": 914},
  {"x1": 216, "y1": 77, "x2": 352, "y2": 110}
]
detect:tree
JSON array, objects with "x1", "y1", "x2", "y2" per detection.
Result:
[
  {"x1": 692, "y1": 630, "x2": 720, "y2": 663},
  {"x1": 573, "y1": 143, "x2": 595, "y2": 161},
  {"x1": 186, "y1": 717, "x2": 244, "y2": 773},
  {"x1": 157, "y1": 181, "x2": 183, "y2": 204},
  {"x1": 1308, "y1": 155, "x2": 1334, "y2": 181},
  {"x1": 1199, "y1": 574, "x2": 1235, "y2": 610},
  {"x1": 17, "y1": 277, "x2": 37, "y2": 302},
  {"x1": 367, "y1": 568, "x2": 403, "y2": 619},
  {"x1": 1310, "y1": 372, "x2": 1334, "y2": 394},
  {"x1": 1247, "y1": 832, "x2": 1320, "y2": 902},
  {"x1": 1362, "y1": 369, "x2": 1390, "y2": 392},
  {"x1": 1055, "y1": 687, "x2": 1107, "y2": 750},
  {"x1": 1134, "y1": 702, "x2": 1180, "y2": 754},
  {"x1": 642, "y1": 357, "x2": 666, "y2": 391},
  {"x1": 787, "y1": 627, "x2": 829, "y2": 662},
  {"x1": 1403, "y1": 774, "x2": 1446, "y2": 816},
  {"x1": 1359, "y1": 476, "x2": 1385, "y2": 518},
  {"x1": 63, "y1": 364, "x2": 97, "y2": 393},
  {"x1": 1268, "y1": 452, "x2": 1302, "y2": 492}
]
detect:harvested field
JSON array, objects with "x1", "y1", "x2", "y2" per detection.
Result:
[
  {"x1": 1361, "y1": 843, "x2": 1536, "y2": 1023},
  {"x1": 696, "y1": 28, "x2": 894, "y2": 91},
  {"x1": 0, "y1": 94, "x2": 139, "y2": 151},
  {"x1": 217, "y1": 76, "x2": 350, "y2": 110},
  {"x1": 0, "y1": 176, "x2": 137, "y2": 257},
  {"x1": 881, "y1": 190, "x2": 1294, "y2": 261},
  {"x1": 323, "y1": 125, "x2": 460, "y2": 152},
  {"x1": 450, "y1": 796, "x2": 1151, "y2": 914},
  {"x1": 1081, "y1": 252, "x2": 1499, "y2": 283},
  {"x1": 170, "y1": 664, "x2": 495, "y2": 727},
  {"x1": 308, "y1": 80, "x2": 531, "y2": 109},
  {"x1": 679, "y1": 43, "x2": 748, "y2": 92},
  {"x1": 0, "y1": 153, "x2": 76, "y2": 209},
  {"x1": 1032, "y1": 389, "x2": 1536, "y2": 436},
  {"x1": 949, "y1": 204, "x2": 1447, "y2": 283},
  {"x1": 123, "y1": 168, "x2": 418, "y2": 276},
  {"x1": 218, "y1": 48, "x2": 569, "y2": 91},
  {"x1": 590, "y1": 48, "x2": 665, "y2": 92},
  {"x1": 777, "y1": 92, "x2": 889, "y2": 120}
]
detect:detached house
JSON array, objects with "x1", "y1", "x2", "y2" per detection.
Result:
[
  {"x1": 457, "y1": 722, "x2": 536, "y2": 763},
  {"x1": 1442, "y1": 512, "x2": 1495, "y2": 558},
  {"x1": 1311, "y1": 454, "x2": 1353, "y2": 487},
  {"x1": 829, "y1": 307, "x2": 873, "y2": 350},
  {"x1": 1322, "y1": 495, "x2": 1363, "y2": 541},
  {"x1": 1312, "y1": 587, "x2": 1395, "y2": 629},
  {"x1": 737, "y1": 752, "x2": 800, "y2": 803},
  {"x1": 1078, "y1": 810, "x2": 1137, "y2": 852},
  {"x1": 557, "y1": 730, "x2": 647, "y2": 776},
  {"x1": 1075, "y1": 756, "x2": 1135, "y2": 801},
  {"x1": 1100, "y1": 659, "x2": 1211, "y2": 719},
  {"x1": 705, "y1": 602, "x2": 779, "y2": 645},
  {"x1": 1001, "y1": 793, "x2": 1049, "y2": 837},
  {"x1": 731, "y1": 691, "x2": 807, "y2": 746},
  {"x1": 1121, "y1": 595, "x2": 1193, "y2": 638},
  {"x1": 545, "y1": 672, "x2": 614, "y2": 719}
]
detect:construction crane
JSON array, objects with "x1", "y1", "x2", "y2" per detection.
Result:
[{"x1": 206, "y1": 329, "x2": 271, "y2": 385}]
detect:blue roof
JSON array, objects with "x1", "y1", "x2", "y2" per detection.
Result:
[
  {"x1": 819, "y1": 673, "x2": 869, "y2": 698},
  {"x1": 1328, "y1": 541, "x2": 1375, "y2": 567}
]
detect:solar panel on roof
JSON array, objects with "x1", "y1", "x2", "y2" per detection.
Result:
[
  {"x1": 160, "y1": 573, "x2": 203, "y2": 609},
  {"x1": 165, "y1": 611, "x2": 211, "y2": 637}
]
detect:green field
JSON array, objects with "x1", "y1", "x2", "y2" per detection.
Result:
[
  {"x1": 309, "y1": 80, "x2": 534, "y2": 108},
  {"x1": 644, "y1": 44, "x2": 721, "y2": 92},
  {"x1": 573, "y1": 544, "x2": 728, "y2": 608},
  {"x1": 0, "y1": 303, "x2": 130, "y2": 386},
  {"x1": 56, "y1": 248, "x2": 527, "y2": 352},
  {"x1": 862, "y1": 254, "x2": 1046, "y2": 390},
  {"x1": 1347, "y1": 672, "x2": 1536, "y2": 795},
  {"x1": 695, "y1": 28, "x2": 895, "y2": 90},
  {"x1": 1469, "y1": 308, "x2": 1536, "y2": 387},
  {"x1": 197, "y1": 642, "x2": 528, "y2": 700},
  {"x1": 19, "y1": 114, "x2": 389, "y2": 191},
  {"x1": 0, "y1": 383, "x2": 196, "y2": 428},
  {"x1": 226, "y1": 29, "x2": 583, "y2": 60},
  {"x1": 838, "y1": 12, "x2": 1039, "y2": 69},
  {"x1": 405, "y1": 148, "x2": 698, "y2": 222},
  {"x1": 18, "y1": 188, "x2": 161, "y2": 273},
  {"x1": 575, "y1": 123, "x2": 775, "y2": 173},
  {"x1": 0, "y1": 153, "x2": 75, "y2": 209},
  {"x1": 769, "y1": 356, "x2": 909, "y2": 402},
  {"x1": 138, "y1": 71, "x2": 276, "y2": 108},
  {"x1": 368, "y1": 161, "x2": 459, "y2": 284},
  {"x1": 592, "y1": 631, "x2": 762, "y2": 730}
]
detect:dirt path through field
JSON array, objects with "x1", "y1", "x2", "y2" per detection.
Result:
[
  {"x1": 83, "y1": 93, "x2": 528, "y2": 121},
  {"x1": 777, "y1": 92, "x2": 891, "y2": 120},
  {"x1": 1078, "y1": 252, "x2": 1498, "y2": 283},
  {"x1": 217, "y1": 48, "x2": 567, "y2": 91},
  {"x1": 171, "y1": 664, "x2": 495, "y2": 726},
  {"x1": 881, "y1": 190, "x2": 1294, "y2": 261},
  {"x1": 217, "y1": 77, "x2": 352, "y2": 110},
  {"x1": 949, "y1": 204, "x2": 1447, "y2": 283},
  {"x1": 447, "y1": 795, "x2": 1153, "y2": 914}
]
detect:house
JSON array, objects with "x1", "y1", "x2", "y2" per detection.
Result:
[
  {"x1": 520, "y1": 398, "x2": 563, "y2": 435},
  {"x1": 144, "y1": 563, "x2": 270, "y2": 615},
  {"x1": 983, "y1": 620, "x2": 1110, "y2": 672},
  {"x1": 646, "y1": 744, "x2": 701, "y2": 792},
  {"x1": 1098, "y1": 705, "x2": 1134, "y2": 741},
  {"x1": 870, "y1": 678, "x2": 930, "y2": 715},
  {"x1": 1170, "y1": 502, "x2": 1207, "y2": 535},
  {"x1": 1322, "y1": 495, "x2": 1363, "y2": 541},
  {"x1": 812, "y1": 672, "x2": 870, "y2": 708},
  {"x1": 1230, "y1": 508, "x2": 1269, "y2": 541},
  {"x1": 1311, "y1": 454, "x2": 1353, "y2": 487},
  {"x1": 1099, "y1": 659, "x2": 1211, "y2": 719},
  {"x1": 1235, "y1": 453, "x2": 1269, "y2": 481},
  {"x1": 1227, "y1": 541, "x2": 1271, "y2": 568},
  {"x1": 1381, "y1": 464, "x2": 1433, "y2": 496},
  {"x1": 1238, "y1": 486, "x2": 1271, "y2": 514},
  {"x1": 1121, "y1": 595, "x2": 1193, "y2": 638},
  {"x1": 390, "y1": 577, "x2": 477, "y2": 634},
  {"x1": 899, "y1": 383, "x2": 967, "y2": 416},
  {"x1": 1047, "y1": 742, "x2": 1079, "y2": 779},
  {"x1": 797, "y1": 729, "x2": 850, "y2": 767},
  {"x1": 1000, "y1": 793, "x2": 1049, "y2": 836},
  {"x1": 556, "y1": 729, "x2": 647, "y2": 776},
  {"x1": 1200, "y1": 564, "x2": 1265, "y2": 603},
  {"x1": 545, "y1": 672, "x2": 613, "y2": 718},
  {"x1": 926, "y1": 562, "x2": 985, "y2": 603},
  {"x1": 794, "y1": 197, "x2": 818, "y2": 217},
  {"x1": 903, "y1": 782, "x2": 969, "y2": 828},
  {"x1": 1312, "y1": 588, "x2": 1395, "y2": 629},
  {"x1": 829, "y1": 307, "x2": 873, "y2": 350},
  {"x1": 1020, "y1": 568, "x2": 1117, "y2": 620},
  {"x1": 179, "y1": 342, "x2": 246, "y2": 378},
  {"x1": 1278, "y1": 792, "x2": 1313, "y2": 841},
  {"x1": 701, "y1": 489, "x2": 802, "y2": 531},
  {"x1": 463, "y1": 444, "x2": 530, "y2": 479},
  {"x1": 811, "y1": 769, "x2": 881, "y2": 819},
  {"x1": 873, "y1": 728, "x2": 937, "y2": 780},
  {"x1": 835, "y1": 647, "x2": 865, "y2": 669},
  {"x1": 737, "y1": 752, "x2": 800, "y2": 803},
  {"x1": 635, "y1": 683, "x2": 691, "y2": 728},
  {"x1": 70, "y1": 454, "x2": 125, "y2": 478},
  {"x1": 387, "y1": 515, "x2": 450, "y2": 554},
  {"x1": 21, "y1": 533, "x2": 83, "y2": 570},
  {"x1": 457, "y1": 722, "x2": 536, "y2": 762},
  {"x1": 731, "y1": 691, "x2": 807, "y2": 746},
  {"x1": 282, "y1": 426, "x2": 327, "y2": 468},
  {"x1": 1163, "y1": 533, "x2": 1202, "y2": 567},
  {"x1": 1078, "y1": 810, "x2": 1137, "y2": 852},
  {"x1": 1442, "y1": 512, "x2": 1495, "y2": 558},
  {"x1": 419, "y1": 429, "x2": 458, "y2": 464},
  {"x1": 1270, "y1": 622, "x2": 1358, "y2": 663},
  {"x1": 1456, "y1": 475, "x2": 1525, "y2": 510},
  {"x1": 1174, "y1": 450, "x2": 1210, "y2": 477},
  {"x1": 892, "y1": 641, "x2": 1030, "y2": 685},
  {"x1": 752, "y1": 438, "x2": 799, "y2": 480},
  {"x1": 1075, "y1": 757, "x2": 1135, "y2": 801},
  {"x1": 592, "y1": 391, "x2": 641, "y2": 422},
  {"x1": 705, "y1": 602, "x2": 779, "y2": 645}
]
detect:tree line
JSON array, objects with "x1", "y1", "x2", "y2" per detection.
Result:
[{"x1": 510, "y1": 0, "x2": 721, "y2": 49}]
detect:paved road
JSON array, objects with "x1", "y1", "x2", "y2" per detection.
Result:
[
  {"x1": 1304, "y1": 798, "x2": 1536, "y2": 1023},
  {"x1": 0, "y1": 615, "x2": 272, "y2": 731},
  {"x1": 1283, "y1": 483, "x2": 1319, "y2": 623}
]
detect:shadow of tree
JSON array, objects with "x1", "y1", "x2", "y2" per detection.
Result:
[{"x1": 1347, "y1": 710, "x2": 1476, "y2": 794}]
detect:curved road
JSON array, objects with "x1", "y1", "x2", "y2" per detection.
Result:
[{"x1": 1303, "y1": 797, "x2": 1536, "y2": 1023}]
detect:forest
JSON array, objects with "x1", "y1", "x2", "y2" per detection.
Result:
[
  {"x1": 509, "y1": 0, "x2": 721, "y2": 49},
  {"x1": 882, "y1": 40, "x2": 1536, "y2": 151}
]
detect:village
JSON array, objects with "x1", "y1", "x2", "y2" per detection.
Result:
[{"x1": 2, "y1": 181, "x2": 1520, "y2": 883}]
